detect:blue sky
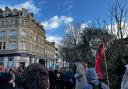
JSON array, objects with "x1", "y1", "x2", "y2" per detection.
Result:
[{"x1": 0, "y1": 0, "x2": 118, "y2": 43}]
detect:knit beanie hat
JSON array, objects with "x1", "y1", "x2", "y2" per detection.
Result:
[{"x1": 86, "y1": 68, "x2": 98, "y2": 81}]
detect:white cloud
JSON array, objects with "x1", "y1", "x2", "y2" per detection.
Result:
[
  {"x1": 0, "y1": 1, "x2": 39, "y2": 14},
  {"x1": 107, "y1": 23, "x2": 128, "y2": 38},
  {"x1": 80, "y1": 23, "x2": 88, "y2": 29},
  {"x1": 46, "y1": 35, "x2": 63, "y2": 44},
  {"x1": 41, "y1": 16, "x2": 73, "y2": 30},
  {"x1": 80, "y1": 21, "x2": 92, "y2": 30}
]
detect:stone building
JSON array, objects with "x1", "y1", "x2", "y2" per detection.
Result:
[
  {"x1": 45, "y1": 40, "x2": 56, "y2": 68},
  {"x1": 0, "y1": 7, "x2": 46, "y2": 68}
]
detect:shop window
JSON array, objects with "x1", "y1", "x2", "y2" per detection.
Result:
[
  {"x1": 8, "y1": 57, "x2": 14, "y2": 61},
  {"x1": 7, "y1": 57, "x2": 14, "y2": 67},
  {"x1": 29, "y1": 57, "x2": 33, "y2": 64},
  {"x1": 34, "y1": 59, "x2": 37, "y2": 63}
]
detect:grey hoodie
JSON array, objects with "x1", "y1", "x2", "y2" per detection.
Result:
[{"x1": 84, "y1": 68, "x2": 109, "y2": 89}]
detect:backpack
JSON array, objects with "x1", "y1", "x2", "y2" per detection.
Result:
[{"x1": 89, "y1": 82, "x2": 102, "y2": 89}]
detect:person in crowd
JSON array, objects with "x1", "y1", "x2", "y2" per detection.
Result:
[
  {"x1": 84, "y1": 68, "x2": 109, "y2": 89},
  {"x1": 63, "y1": 68, "x2": 75, "y2": 89},
  {"x1": 15, "y1": 67, "x2": 23, "y2": 89},
  {"x1": 54, "y1": 69, "x2": 63, "y2": 89},
  {"x1": 72, "y1": 63, "x2": 77, "y2": 88},
  {"x1": 49, "y1": 67, "x2": 56, "y2": 89},
  {"x1": 82, "y1": 62, "x2": 88, "y2": 71},
  {"x1": 74, "y1": 62, "x2": 87, "y2": 89},
  {"x1": 21, "y1": 64, "x2": 50, "y2": 89},
  {"x1": 0, "y1": 72, "x2": 13, "y2": 89},
  {"x1": 121, "y1": 55, "x2": 128, "y2": 89},
  {"x1": 9, "y1": 69, "x2": 16, "y2": 88}
]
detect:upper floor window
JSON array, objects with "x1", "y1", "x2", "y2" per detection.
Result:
[
  {"x1": 20, "y1": 30, "x2": 27, "y2": 37},
  {"x1": 9, "y1": 30, "x2": 17, "y2": 37},
  {"x1": 0, "y1": 42, "x2": 6, "y2": 50},
  {"x1": 19, "y1": 41, "x2": 27, "y2": 50},
  {"x1": 1, "y1": 21, "x2": 4, "y2": 27},
  {"x1": 0, "y1": 31, "x2": 6, "y2": 38},
  {"x1": 15, "y1": 19, "x2": 18, "y2": 26},
  {"x1": 8, "y1": 41, "x2": 17, "y2": 50},
  {"x1": 4, "y1": 13, "x2": 8, "y2": 16},
  {"x1": 3, "y1": 42, "x2": 6, "y2": 49}
]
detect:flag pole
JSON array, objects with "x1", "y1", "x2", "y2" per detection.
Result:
[{"x1": 103, "y1": 43, "x2": 110, "y2": 87}]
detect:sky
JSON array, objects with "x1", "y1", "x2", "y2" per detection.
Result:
[{"x1": 0, "y1": 0, "x2": 119, "y2": 44}]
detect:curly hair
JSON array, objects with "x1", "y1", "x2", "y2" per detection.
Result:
[{"x1": 21, "y1": 64, "x2": 49, "y2": 89}]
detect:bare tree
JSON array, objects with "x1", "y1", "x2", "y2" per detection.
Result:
[
  {"x1": 111, "y1": 0, "x2": 128, "y2": 47},
  {"x1": 104, "y1": 1, "x2": 128, "y2": 88},
  {"x1": 61, "y1": 23, "x2": 82, "y2": 62}
]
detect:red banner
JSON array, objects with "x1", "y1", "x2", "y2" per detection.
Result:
[{"x1": 96, "y1": 44, "x2": 104, "y2": 79}]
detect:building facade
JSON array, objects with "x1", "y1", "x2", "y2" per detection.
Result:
[
  {"x1": 54, "y1": 43, "x2": 69, "y2": 68},
  {"x1": 45, "y1": 41, "x2": 56, "y2": 69},
  {"x1": 0, "y1": 7, "x2": 46, "y2": 68}
]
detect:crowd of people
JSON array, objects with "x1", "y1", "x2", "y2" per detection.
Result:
[{"x1": 0, "y1": 55, "x2": 128, "y2": 89}]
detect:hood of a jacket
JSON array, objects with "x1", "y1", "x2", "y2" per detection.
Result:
[{"x1": 86, "y1": 68, "x2": 98, "y2": 81}]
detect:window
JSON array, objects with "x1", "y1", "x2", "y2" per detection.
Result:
[
  {"x1": 15, "y1": 19, "x2": 18, "y2": 26},
  {"x1": 0, "y1": 42, "x2": 2, "y2": 50},
  {"x1": 10, "y1": 30, "x2": 16, "y2": 37},
  {"x1": 34, "y1": 59, "x2": 37, "y2": 63},
  {"x1": 20, "y1": 30, "x2": 27, "y2": 37},
  {"x1": 36, "y1": 36, "x2": 38, "y2": 43},
  {"x1": 22, "y1": 20, "x2": 24, "y2": 26},
  {"x1": 0, "y1": 42, "x2": 6, "y2": 50},
  {"x1": 34, "y1": 35, "x2": 36, "y2": 41},
  {"x1": 5, "y1": 20, "x2": 8, "y2": 27},
  {"x1": 7, "y1": 57, "x2": 14, "y2": 67},
  {"x1": 8, "y1": 41, "x2": 17, "y2": 50},
  {"x1": 1, "y1": 21, "x2": 4, "y2": 27},
  {"x1": 4, "y1": 13, "x2": 8, "y2": 16},
  {"x1": 29, "y1": 57, "x2": 33, "y2": 64},
  {"x1": 0, "y1": 57, "x2": 4, "y2": 66},
  {"x1": 29, "y1": 31, "x2": 33, "y2": 37},
  {"x1": 3, "y1": 42, "x2": 6, "y2": 49},
  {"x1": 0, "y1": 31, "x2": 6, "y2": 38},
  {"x1": 11, "y1": 20, "x2": 14, "y2": 26},
  {"x1": 30, "y1": 44, "x2": 33, "y2": 51},
  {"x1": 8, "y1": 57, "x2": 14, "y2": 61},
  {"x1": 19, "y1": 41, "x2": 27, "y2": 50}
]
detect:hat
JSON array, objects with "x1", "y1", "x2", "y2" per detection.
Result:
[{"x1": 86, "y1": 68, "x2": 98, "y2": 81}]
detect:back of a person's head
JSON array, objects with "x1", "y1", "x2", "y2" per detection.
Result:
[
  {"x1": 21, "y1": 64, "x2": 49, "y2": 89},
  {"x1": 86, "y1": 68, "x2": 98, "y2": 81},
  {"x1": 0, "y1": 72, "x2": 12, "y2": 83}
]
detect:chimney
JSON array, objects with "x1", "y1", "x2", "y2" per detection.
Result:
[{"x1": 22, "y1": 8, "x2": 28, "y2": 17}]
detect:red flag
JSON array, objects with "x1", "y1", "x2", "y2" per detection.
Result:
[{"x1": 96, "y1": 44, "x2": 104, "y2": 79}]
